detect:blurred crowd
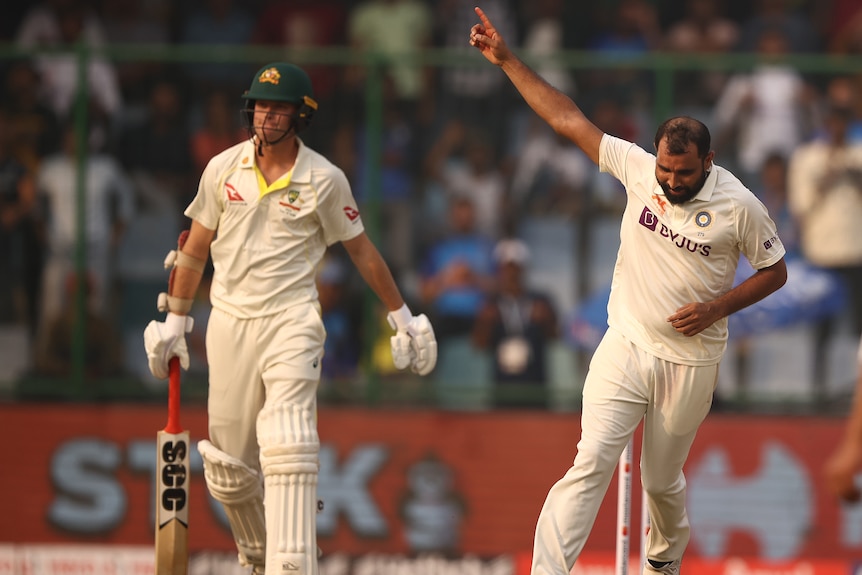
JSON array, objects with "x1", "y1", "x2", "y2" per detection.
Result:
[{"x1": 1, "y1": 0, "x2": 861, "y2": 406}]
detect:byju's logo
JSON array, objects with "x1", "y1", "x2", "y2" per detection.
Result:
[
  {"x1": 639, "y1": 206, "x2": 659, "y2": 231},
  {"x1": 638, "y1": 206, "x2": 712, "y2": 257}
]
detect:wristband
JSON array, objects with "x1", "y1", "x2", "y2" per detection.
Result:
[
  {"x1": 157, "y1": 292, "x2": 194, "y2": 314},
  {"x1": 166, "y1": 311, "x2": 194, "y2": 333},
  {"x1": 166, "y1": 295, "x2": 194, "y2": 314},
  {"x1": 163, "y1": 248, "x2": 206, "y2": 273},
  {"x1": 388, "y1": 303, "x2": 412, "y2": 331}
]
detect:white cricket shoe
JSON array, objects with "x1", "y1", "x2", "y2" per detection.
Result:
[{"x1": 643, "y1": 558, "x2": 681, "y2": 575}]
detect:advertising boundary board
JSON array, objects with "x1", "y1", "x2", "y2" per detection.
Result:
[
  {"x1": 0, "y1": 405, "x2": 857, "y2": 562},
  {"x1": 0, "y1": 546, "x2": 855, "y2": 575}
]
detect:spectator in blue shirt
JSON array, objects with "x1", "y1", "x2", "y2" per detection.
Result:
[{"x1": 418, "y1": 194, "x2": 496, "y2": 340}]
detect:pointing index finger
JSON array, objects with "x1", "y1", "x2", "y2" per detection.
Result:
[{"x1": 474, "y1": 6, "x2": 492, "y2": 28}]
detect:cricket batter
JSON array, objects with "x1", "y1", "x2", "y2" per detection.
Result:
[
  {"x1": 143, "y1": 62, "x2": 437, "y2": 575},
  {"x1": 469, "y1": 7, "x2": 787, "y2": 575}
]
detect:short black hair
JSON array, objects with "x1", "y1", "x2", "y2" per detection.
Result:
[{"x1": 654, "y1": 116, "x2": 711, "y2": 157}]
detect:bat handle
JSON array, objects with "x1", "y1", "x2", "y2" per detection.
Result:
[{"x1": 165, "y1": 357, "x2": 182, "y2": 434}]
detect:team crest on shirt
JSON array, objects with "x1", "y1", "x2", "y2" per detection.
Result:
[
  {"x1": 694, "y1": 210, "x2": 713, "y2": 229},
  {"x1": 277, "y1": 189, "x2": 302, "y2": 215}
]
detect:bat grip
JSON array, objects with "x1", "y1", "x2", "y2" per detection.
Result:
[{"x1": 165, "y1": 357, "x2": 182, "y2": 434}]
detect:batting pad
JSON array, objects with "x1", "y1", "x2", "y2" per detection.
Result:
[
  {"x1": 198, "y1": 439, "x2": 266, "y2": 569},
  {"x1": 257, "y1": 403, "x2": 320, "y2": 575}
]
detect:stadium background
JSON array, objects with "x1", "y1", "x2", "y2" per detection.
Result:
[{"x1": 1, "y1": 0, "x2": 862, "y2": 573}]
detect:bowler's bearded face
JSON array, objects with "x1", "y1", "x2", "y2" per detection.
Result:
[{"x1": 655, "y1": 139, "x2": 713, "y2": 205}]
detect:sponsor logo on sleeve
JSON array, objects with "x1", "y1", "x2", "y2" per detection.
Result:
[
  {"x1": 343, "y1": 206, "x2": 360, "y2": 222},
  {"x1": 763, "y1": 235, "x2": 779, "y2": 250}
]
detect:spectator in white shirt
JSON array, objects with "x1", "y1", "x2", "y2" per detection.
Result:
[{"x1": 35, "y1": 122, "x2": 135, "y2": 352}]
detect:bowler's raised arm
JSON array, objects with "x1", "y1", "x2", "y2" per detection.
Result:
[{"x1": 469, "y1": 6, "x2": 603, "y2": 164}]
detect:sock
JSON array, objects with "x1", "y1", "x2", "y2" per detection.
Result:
[{"x1": 649, "y1": 559, "x2": 672, "y2": 568}]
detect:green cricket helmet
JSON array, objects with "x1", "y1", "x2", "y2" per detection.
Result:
[{"x1": 242, "y1": 62, "x2": 318, "y2": 133}]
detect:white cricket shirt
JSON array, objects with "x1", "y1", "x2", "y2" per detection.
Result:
[
  {"x1": 185, "y1": 139, "x2": 364, "y2": 318},
  {"x1": 599, "y1": 134, "x2": 786, "y2": 365}
]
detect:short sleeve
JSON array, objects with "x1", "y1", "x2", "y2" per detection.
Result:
[
  {"x1": 598, "y1": 134, "x2": 654, "y2": 191},
  {"x1": 184, "y1": 158, "x2": 224, "y2": 230},
  {"x1": 737, "y1": 191, "x2": 785, "y2": 270},
  {"x1": 317, "y1": 166, "x2": 364, "y2": 246}
]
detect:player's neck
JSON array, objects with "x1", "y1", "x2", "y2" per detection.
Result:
[{"x1": 256, "y1": 137, "x2": 299, "y2": 174}]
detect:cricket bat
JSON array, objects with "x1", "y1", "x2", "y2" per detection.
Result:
[{"x1": 155, "y1": 357, "x2": 189, "y2": 574}]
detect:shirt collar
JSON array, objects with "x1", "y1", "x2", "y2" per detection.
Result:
[
  {"x1": 290, "y1": 138, "x2": 311, "y2": 184},
  {"x1": 238, "y1": 137, "x2": 310, "y2": 184},
  {"x1": 692, "y1": 165, "x2": 717, "y2": 202}
]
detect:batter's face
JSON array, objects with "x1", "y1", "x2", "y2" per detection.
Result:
[
  {"x1": 253, "y1": 100, "x2": 297, "y2": 145},
  {"x1": 655, "y1": 139, "x2": 714, "y2": 205}
]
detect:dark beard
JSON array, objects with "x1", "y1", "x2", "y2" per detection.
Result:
[{"x1": 658, "y1": 168, "x2": 709, "y2": 205}]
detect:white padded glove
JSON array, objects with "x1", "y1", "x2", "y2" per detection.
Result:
[
  {"x1": 143, "y1": 312, "x2": 193, "y2": 379},
  {"x1": 387, "y1": 304, "x2": 438, "y2": 376}
]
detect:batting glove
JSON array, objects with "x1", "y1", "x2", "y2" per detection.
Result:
[
  {"x1": 387, "y1": 304, "x2": 438, "y2": 376},
  {"x1": 143, "y1": 311, "x2": 193, "y2": 379}
]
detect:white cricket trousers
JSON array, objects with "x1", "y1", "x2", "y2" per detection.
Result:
[
  {"x1": 205, "y1": 303, "x2": 324, "y2": 468},
  {"x1": 531, "y1": 327, "x2": 717, "y2": 575}
]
